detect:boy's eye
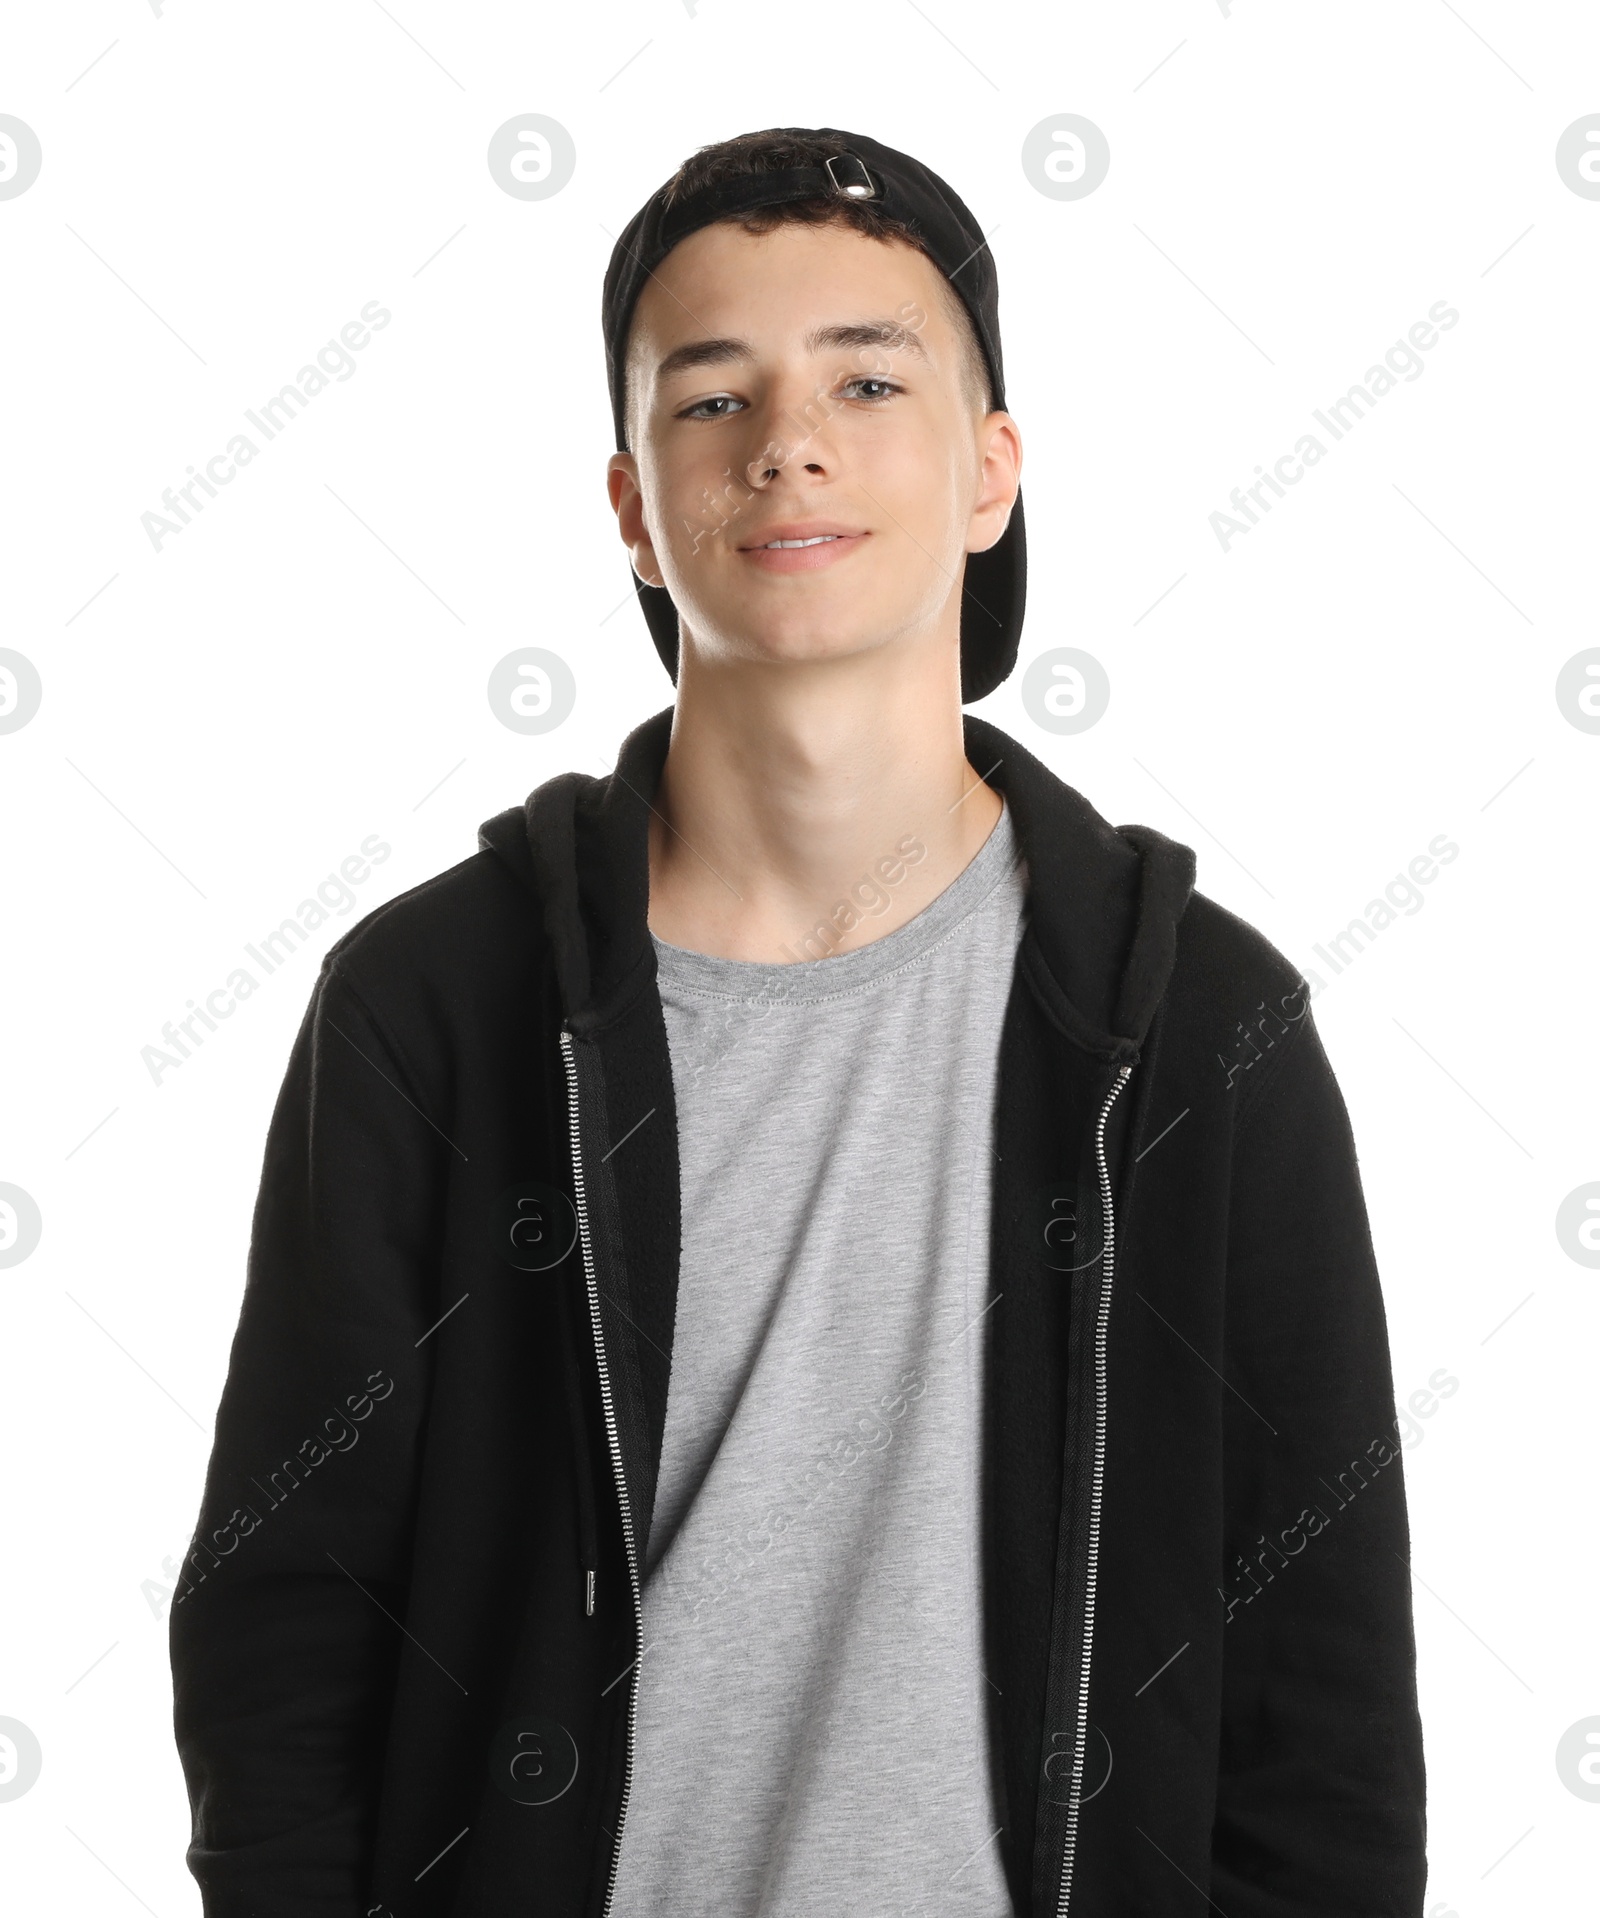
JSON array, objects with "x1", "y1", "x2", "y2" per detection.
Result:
[
  {"x1": 678, "y1": 394, "x2": 746, "y2": 420},
  {"x1": 841, "y1": 376, "x2": 901, "y2": 403},
  {"x1": 676, "y1": 375, "x2": 903, "y2": 421}
]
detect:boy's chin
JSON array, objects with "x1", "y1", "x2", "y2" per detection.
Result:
[
  {"x1": 681, "y1": 607, "x2": 909, "y2": 673},
  {"x1": 697, "y1": 628, "x2": 892, "y2": 672}
]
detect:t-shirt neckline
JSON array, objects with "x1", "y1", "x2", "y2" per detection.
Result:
[{"x1": 650, "y1": 799, "x2": 1023, "y2": 1007}]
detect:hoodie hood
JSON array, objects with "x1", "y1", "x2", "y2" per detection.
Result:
[{"x1": 478, "y1": 706, "x2": 1196, "y2": 1060}]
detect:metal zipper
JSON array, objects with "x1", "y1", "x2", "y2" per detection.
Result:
[
  {"x1": 1056, "y1": 1060, "x2": 1133, "y2": 1917},
  {"x1": 558, "y1": 1027, "x2": 643, "y2": 1918}
]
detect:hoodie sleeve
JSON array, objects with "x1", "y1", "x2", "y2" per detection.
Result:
[
  {"x1": 1210, "y1": 1008, "x2": 1427, "y2": 1916},
  {"x1": 169, "y1": 954, "x2": 444, "y2": 1916}
]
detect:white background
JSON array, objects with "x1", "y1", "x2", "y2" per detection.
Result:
[{"x1": 3, "y1": 1, "x2": 1597, "y2": 1911}]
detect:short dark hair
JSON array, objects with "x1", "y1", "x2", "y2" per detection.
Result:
[{"x1": 629, "y1": 127, "x2": 995, "y2": 430}]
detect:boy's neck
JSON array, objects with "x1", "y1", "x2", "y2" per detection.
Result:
[{"x1": 645, "y1": 637, "x2": 1004, "y2": 964}]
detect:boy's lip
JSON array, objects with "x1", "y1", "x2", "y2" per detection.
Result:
[{"x1": 737, "y1": 521, "x2": 868, "y2": 573}]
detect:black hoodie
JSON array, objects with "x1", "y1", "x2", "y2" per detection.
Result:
[{"x1": 170, "y1": 707, "x2": 1426, "y2": 1917}]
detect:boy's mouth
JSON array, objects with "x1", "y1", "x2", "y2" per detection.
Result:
[{"x1": 737, "y1": 521, "x2": 867, "y2": 573}]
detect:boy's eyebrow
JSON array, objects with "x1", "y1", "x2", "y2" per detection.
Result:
[{"x1": 654, "y1": 318, "x2": 929, "y2": 383}]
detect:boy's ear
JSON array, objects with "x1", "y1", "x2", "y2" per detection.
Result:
[
  {"x1": 967, "y1": 410, "x2": 1023, "y2": 556},
  {"x1": 607, "y1": 452, "x2": 666, "y2": 588}
]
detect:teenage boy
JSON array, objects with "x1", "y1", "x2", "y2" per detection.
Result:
[{"x1": 171, "y1": 128, "x2": 1427, "y2": 1916}]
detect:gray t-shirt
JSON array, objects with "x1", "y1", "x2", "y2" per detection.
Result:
[{"x1": 610, "y1": 802, "x2": 1027, "y2": 1918}]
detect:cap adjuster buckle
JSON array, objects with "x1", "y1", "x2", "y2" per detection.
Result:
[{"x1": 825, "y1": 153, "x2": 878, "y2": 200}]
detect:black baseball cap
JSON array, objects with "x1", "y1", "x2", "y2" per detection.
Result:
[{"x1": 600, "y1": 127, "x2": 1025, "y2": 705}]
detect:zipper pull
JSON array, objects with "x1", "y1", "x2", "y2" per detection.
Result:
[{"x1": 586, "y1": 1568, "x2": 596, "y2": 1617}]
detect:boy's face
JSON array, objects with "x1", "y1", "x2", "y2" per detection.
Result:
[{"x1": 608, "y1": 221, "x2": 1021, "y2": 676}]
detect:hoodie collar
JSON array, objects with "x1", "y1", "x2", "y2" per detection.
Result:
[{"x1": 477, "y1": 705, "x2": 1196, "y2": 1060}]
